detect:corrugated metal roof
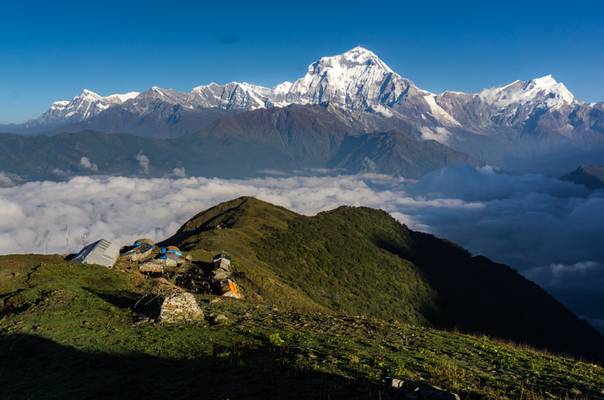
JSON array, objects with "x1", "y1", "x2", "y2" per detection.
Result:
[{"x1": 73, "y1": 239, "x2": 119, "y2": 268}]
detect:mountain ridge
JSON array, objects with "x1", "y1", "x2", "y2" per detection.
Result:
[
  {"x1": 8, "y1": 47, "x2": 603, "y2": 157},
  {"x1": 160, "y1": 196, "x2": 604, "y2": 361},
  {"x1": 0, "y1": 105, "x2": 474, "y2": 181},
  {"x1": 2, "y1": 46, "x2": 603, "y2": 177}
]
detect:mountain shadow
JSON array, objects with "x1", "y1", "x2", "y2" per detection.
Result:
[{"x1": 0, "y1": 334, "x2": 385, "y2": 400}]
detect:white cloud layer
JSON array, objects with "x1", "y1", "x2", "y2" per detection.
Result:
[
  {"x1": 1, "y1": 166, "x2": 603, "y2": 329},
  {"x1": 0, "y1": 166, "x2": 601, "y2": 268}
]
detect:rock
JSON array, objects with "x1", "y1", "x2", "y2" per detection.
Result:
[
  {"x1": 390, "y1": 378, "x2": 404, "y2": 389},
  {"x1": 385, "y1": 378, "x2": 460, "y2": 400},
  {"x1": 210, "y1": 313, "x2": 230, "y2": 325},
  {"x1": 212, "y1": 268, "x2": 231, "y2": 281},
  {"x1": 158, "y1": 291, "x2": 204, "y2": 324},
  {"x1": 222, "y1": 290, "x2": 243, "y2": 299}
]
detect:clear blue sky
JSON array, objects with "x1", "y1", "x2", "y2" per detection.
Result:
[{"x1": 1, "y1": 0, "x2": 603, "y2": 123}]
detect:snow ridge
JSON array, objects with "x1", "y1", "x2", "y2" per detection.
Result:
[
  {"x1": 29, "y1": 89, "x2": 140, "y2": 127},
  {"x1": 27, "y1": 47, "x2": 587, "y2": 136}
]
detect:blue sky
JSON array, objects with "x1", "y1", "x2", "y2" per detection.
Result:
[{"x1": 1, "y1": 0, "x2": 603, "y2": 123}]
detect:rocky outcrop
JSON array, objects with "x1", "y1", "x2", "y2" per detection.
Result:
[
  {"x1": 158, "y1": 291, "x2": 204, "y2": 324},
  {"x1": 134, "y1": 290, "x2": 203, "y2": 324}
]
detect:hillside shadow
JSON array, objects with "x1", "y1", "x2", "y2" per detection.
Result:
[
  {"x1": 0, "y1": 334, "x2": 387, "y2": 400},
  {"x1": 83, "y1": 287, "x2": 140, "y2": 310},
  {"x1": 373, "y1": 231, "x2": 604, "y2": 362}
]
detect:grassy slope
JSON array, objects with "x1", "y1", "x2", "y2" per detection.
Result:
[
  {"x1": 1, "y1": 255, "x2": 603, "y2": 400},
  {"x1": 161, "y1": 197, "x2": 604, "y2": 361},
  {"x1": 159, "y1": 197, "x2": 328, "y2": 312},
  {"x1": 162, "y1": 197, "x2": 437, "y2": 326}
]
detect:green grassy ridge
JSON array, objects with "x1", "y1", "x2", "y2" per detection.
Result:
[
  {"x1": 252, "y1": 205, "x2": 438, "y2": 326},
  {"x1": 1, "y1": 256, "x2": 603, "y2": 400},
  {"x1": 161, "y1": 197, "x2": 604, "y2": 361},
  {"x1": 159, "y1": 197, "x2": 329, "y2": 312}
]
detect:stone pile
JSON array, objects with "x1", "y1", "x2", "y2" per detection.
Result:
[{"x1": 159, "y1": 291, "x2": 204, "y2": 324}]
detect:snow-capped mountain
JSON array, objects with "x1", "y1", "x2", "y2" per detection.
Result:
[
  {"x1": 26, "y1": 89, "x2": 139, "y2": 128},
  {"x1": 432, "y1": 75, "x2": 582, "y2": 132},
  {"x1": 16, "y1": 46, "x2": 604, "y2": 156},
  {"x1": 22, "y1": 47, "x2": 470, "y2": 128},
  {"x1": 3, "y1": 46, "x2": 604, "y2": 182},
  {"x1": 479, "y1": 74, "x2": 577, "y2": 109},
  {"x1": 283, "y1": 47, "x2": 412, "y2": 111},
  {"x1": 190, "y1": 82, "x2": 275, "y2": 110},
  {"x1": 118, "y1": 86, "x2": 190, "y2": 115}
]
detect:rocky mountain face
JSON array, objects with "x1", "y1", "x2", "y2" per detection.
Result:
[
  {"x1": 0, "y1": 105, "x2": 473, "y2": 181},
  {"x1": 329, "y1": 131, "x2": 474, "y2": 177}
]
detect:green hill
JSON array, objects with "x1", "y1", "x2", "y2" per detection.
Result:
[
  {"x1": 161, "y1": 197, "x2": 604, "y2": 360},
  {"x1": 1, "y1": 198, "x2": 604, "y2": 399},
  {"x1": 0, "y1": 255, "x2": 603, "y2": 399}
]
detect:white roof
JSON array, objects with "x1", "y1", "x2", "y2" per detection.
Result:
[{"x1": 73, "y1": 239, "x2": 119, "y2": 268}]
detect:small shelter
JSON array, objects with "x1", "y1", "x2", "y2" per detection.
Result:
[
  {"x1": 211, "y1": 252, "x2": 232, "y2": 280},
  {"x1": 139, "y1": 246, "x2": 187, "y2": 274},
  {"x1": 121, "y1": 238, "x2": 156, "y2": 262},
  {"x1": 213, "y1": 252, "x2": 231, "y2": 269},
  {"x1": 72, "y1": 239, "x2": 119, "y2": 268}
]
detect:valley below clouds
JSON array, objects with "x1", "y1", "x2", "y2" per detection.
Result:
[{"x1": 1, "y1": 166, "x2": 603, "y2": 331}]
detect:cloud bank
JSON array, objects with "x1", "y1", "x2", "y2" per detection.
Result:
[{"x1": 0, "y1": 166, "x2": 603, "y2": 330}]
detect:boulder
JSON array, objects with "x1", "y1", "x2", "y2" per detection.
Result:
[
  {"x1": 212, "y1": 268, "x2": 231, "y2": 281},
  {"x1": 158, "y1": 291, "x2": 204, "y2": 324}
]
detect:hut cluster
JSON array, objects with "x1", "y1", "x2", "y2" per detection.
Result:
[
  {"x1": 71, "y1": 238, "x2": 243, "y2": 300},
  {"x1": 176, "y1": 252, "x2": 243, "y2": 299}
]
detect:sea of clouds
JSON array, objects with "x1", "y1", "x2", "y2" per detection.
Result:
[{"x1": 1, "y1": 165, "x2": 603, "y2": 330}]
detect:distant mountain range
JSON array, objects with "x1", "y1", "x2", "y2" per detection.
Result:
[
  {"x1": 0, "y1": 107, "x2": 472, "y2": 181},
  {"x1": 1, "y1": 46, "x2": 603, "y2": 180}
]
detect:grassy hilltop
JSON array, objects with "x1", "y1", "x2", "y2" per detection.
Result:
[{"x1": 1, "y1": 197, "x2": 603, "y2": 399}]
